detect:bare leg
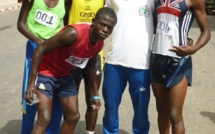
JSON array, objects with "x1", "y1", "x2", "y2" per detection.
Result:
[
  {"x1": 151, "y1": 82, "x2": 170, "y2": 134},
  {"x1": 59, "y1": 95, "x2": 80, "y2": 134},
  {"x1": 31, "y1": 91, "x2": 52, "y2": 134},
  {"x1": 70, "y1": 67, "x2": 101, "y2": 132},
  {"x1": 168, "y1": 77, "x2": 188, "y2": 134},
  {"x1": 83, "y1": 75, "x2": 102, "y2": 131},
  {"x1": 152, "y1": 76, "x2": 188, "y2": 134}
]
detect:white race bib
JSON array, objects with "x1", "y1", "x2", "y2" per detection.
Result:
[
  {"x1": 65, "y1": 55, "x2": 89, "y2": 68},
  {"x1": 156, "y1": 20, "x2": 175, "y2": 36},
  {"x1": 35, "y1": 9, "x2": 58, "y2": 28}
]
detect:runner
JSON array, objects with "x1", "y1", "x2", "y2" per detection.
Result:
[
  {"x1": 24, "y1": 7, "x2": 117, "y2": 134},
  {"x1": 64, "y1": 0, "x2": 105, "y2": 133},
  {"x1": 150, "y1": 0, "x2": 211, "y2": 133},
  {"x1": 17, "y1": 0, "x2": 67, "y2": 133}
]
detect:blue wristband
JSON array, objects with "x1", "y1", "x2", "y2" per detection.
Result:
[{"x1": 92, "y1": 96, "x2": 100, "y2": 100}]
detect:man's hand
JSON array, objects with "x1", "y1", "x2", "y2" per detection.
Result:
[
  {"x1": 169, "y1": 45, "x2": 196, "y2": 57},
  {"x1": 24, "y1": 83, "x2": 37, "y2": 105},
  {"x1": 91, "y1": 96, "x2": 101, "y2": 110},
  {"x1": 187, "y1": 37, "x2": 193, "y2": 46},
  {"x1": 37, "y1": 39, "x2": 44, "y2": 45},
  {"x1": 169, "y1": 37, "x2": 196, "y2": 57}
]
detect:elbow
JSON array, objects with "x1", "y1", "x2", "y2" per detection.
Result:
[
  {"x1": 35, "y1": 46, "x2": 46, "y2": 56},
  {"x1": 205, "y1": 30, "x2": 211, "y2": 43},
  {"x1": 201, "y1": 27, "x2": 211, "y2": 44},
  {"x1": 208, "y1": 31, "x2": 211, "y2": 40},
  {"x1": 17, "y1": 22, "x2": 25, "y2": 33},
  {"x1": 17, "y1": 22, "x2": 22, "y2": 33}
]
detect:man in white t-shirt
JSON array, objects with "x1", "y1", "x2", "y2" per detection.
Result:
[{"x1": 102, "y1": 0, "x2": 155, "y2": 134}]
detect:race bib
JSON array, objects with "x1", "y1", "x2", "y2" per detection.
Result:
[
  {"x1": 65, "y1": 55, "x2": 89, "y2": 68},
  {"x1": 35, "y1": 9, "x2": 58, "y2": 28},
  {"x1": 157, "y1": 20, "x2": 175, "y2": 36}
]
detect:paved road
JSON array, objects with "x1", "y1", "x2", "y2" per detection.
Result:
[{"x1": 0, "y1": 9, "x2": 215, "y2": 134}]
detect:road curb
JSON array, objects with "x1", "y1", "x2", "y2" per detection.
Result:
[{"x1": 0, "y1": 4, "x2": 21, "y2": 13}]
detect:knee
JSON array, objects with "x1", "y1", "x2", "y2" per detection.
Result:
[
  {"x1": 169, "y1": 110, "x2": 183, "y2": 125},
  {"x1": 65, "y1": 112, "x2": 80, "y2": 124},
  {"x1": 37, "y1": 115, "x2": 51, "y2": 128}
]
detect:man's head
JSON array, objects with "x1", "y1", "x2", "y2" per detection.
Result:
[{"x1": 90, "y1": 7, "x2": 117, "y2": 41}]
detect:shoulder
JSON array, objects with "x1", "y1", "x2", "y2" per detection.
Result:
[
  {"x1": 56, "y1": 26, "x2": 78, "y2": 45},
  {"x1": 61, "y1": 26, "x2": 77, "y2": 37}
]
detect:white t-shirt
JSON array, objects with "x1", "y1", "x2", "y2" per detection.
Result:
[{"x1": 105, "y1": 0, "x2": 155, "y2": 69}]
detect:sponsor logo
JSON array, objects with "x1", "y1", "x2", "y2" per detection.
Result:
[
  {"x1": 84, "y1": 6, "x2": 91, "y2": 10},
  {"x1": 39, "y1": 83, "x2": 45, "y2": 90},
  {"x1": 139, "y1": 5, "x2": 151, "y2": 16},
  {"x1": 140, "y1": 87, "x2": 146, "y2": 92},
  {"x1": 173, "y1": 4, "x2": 180, "y2": 9},
  {"x1": 80, "y1": 12, "x2": 95, "y2": 19}
]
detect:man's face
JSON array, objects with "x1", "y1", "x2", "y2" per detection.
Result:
[{"x1": 92, "y1": 15, "x2": 116, "y2": 40}]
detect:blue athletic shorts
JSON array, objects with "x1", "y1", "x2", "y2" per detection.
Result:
[
  {"x1": 36, "y1": 73, "x2": 78, "y2": 99},
  {"x1": 150, "y1": 53, "x2": 192, "y2": 88}
]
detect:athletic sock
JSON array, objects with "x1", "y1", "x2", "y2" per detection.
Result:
[{"x1": 85, "y1": 130, "x2": 94, "y2": 134}]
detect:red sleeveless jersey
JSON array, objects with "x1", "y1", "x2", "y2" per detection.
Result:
[{"x1": 38, "y1": 24, "x2": 104, "y2": 77}]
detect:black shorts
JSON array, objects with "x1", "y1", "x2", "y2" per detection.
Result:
[
  {"x1": 70, "y1": 53, "x2": 104, "y2": 81},
  {"x1": 149, "y1": 53, "x2": 192, "y2": 88}
]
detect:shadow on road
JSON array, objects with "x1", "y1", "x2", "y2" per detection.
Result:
[
  {"x1": 0, "y1": 120, "x2": 21, "y2": 134},
  {"x1": 0, "y1": 120, "x2": 129, "y2": 134},
  {"x1": 76, "y1": 121, "x2": 130, "y2": 134},
  {"x1": 200, "y1": 111, "x2": 215, "y2": 124}
]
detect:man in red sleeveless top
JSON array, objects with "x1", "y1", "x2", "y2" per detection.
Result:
[{"x1": 24, "y1": 7, "x2": 117, "y2": 134}]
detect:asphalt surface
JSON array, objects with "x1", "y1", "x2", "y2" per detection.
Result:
[{"x1": 0, "y1": 3, "x2": 215, "y2": 134}]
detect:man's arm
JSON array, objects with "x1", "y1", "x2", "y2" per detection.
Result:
[
  {"x1": 84, "y1": 53, "x2": 101, "y2": 109},
  {"x1": 169, "y1": 0, "x2": 211, "y2": 56},
  {"x1": 190, "y1": 0, "x2": 211, "y2": 51},
  {"x1": 63, "y1": 0, "x2": 72, "y2": 26},
  {"x1": 25, "y1": 26, "x2": 77, "y2": 103},
  {"x1": 17, "y1": 0, "x2": 44, "y2": 44}
]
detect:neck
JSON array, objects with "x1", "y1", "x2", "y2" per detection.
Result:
[{"x1": 89, "y1": 29, "x2": 97, "y2": 45}]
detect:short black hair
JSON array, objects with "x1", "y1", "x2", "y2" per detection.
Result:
[{"x1": 95, "y1": 7, "x2": 117, "y2": 22}]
